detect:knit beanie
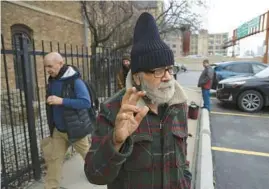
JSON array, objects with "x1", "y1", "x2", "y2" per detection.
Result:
[
  {"x1": 131, "y1": 12, "x2": 174, "y2": 74},
  {"x1": 122, "y1": 53, "x2": 131, "y2": 61}
]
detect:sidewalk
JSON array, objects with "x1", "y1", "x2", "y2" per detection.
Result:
[{"x1": 27, "y1": 87, "x2": 202, "y2": 189}]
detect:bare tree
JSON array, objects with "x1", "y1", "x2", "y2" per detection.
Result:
[{"x1": 81, "y1": 0, "x2": 206, "y2": 53}]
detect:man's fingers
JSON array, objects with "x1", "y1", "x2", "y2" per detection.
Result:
[
  {"x1": 128, "y1": 90, "x2": 146, "y2": 105},
  {"x1": 119, "y1": 104, "x2": 141, "y2": 114},
  {"x1": 116, "y1": 113, "x2": 130, "y2": 121},
  {"x1": 122, "y1": 87, "x2": 136, "y2": 104},
  {"x1": 135, "y1": 106, "x2": 149, "y2": 123}
]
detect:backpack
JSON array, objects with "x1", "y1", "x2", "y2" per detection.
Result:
[
  {"x1": 83, "y1": 80, "x2": 99, "y2": 112},
  {"x1": 70, "y1": 78, "x2": 99, "y2": 124}
]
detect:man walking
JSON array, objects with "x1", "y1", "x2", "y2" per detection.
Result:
[
  {"x1": 84, "y1": 12, "x2": 191, "y2": 189},
  {"x1": 116, "y1": 54, "x2": 131, "y2": 90},
  {"x1": 198, "y1": 59, "x2": 214, "y2": 111},
  {"x1": 43, "y1": 52, "x2": 91, "y2": 189}
]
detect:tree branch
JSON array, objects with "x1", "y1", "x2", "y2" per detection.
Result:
[
  {"x1": 112, "y1": 38, "x2": 133, "y2": 51},
  {"x1": 81, "y1": 1, "x2": 98, "y2": 46},
  {"x1": 98, "y1": 4, "x2": 133, "y2": 43}
]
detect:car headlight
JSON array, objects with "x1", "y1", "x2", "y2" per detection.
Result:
[{"x1": 229, "y1": 81, "x2": 246, "y2": 87}]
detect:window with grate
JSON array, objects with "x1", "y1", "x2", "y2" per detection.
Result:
[{"x1": 11, "y1": 24, "x2": 33, "y2": 90}]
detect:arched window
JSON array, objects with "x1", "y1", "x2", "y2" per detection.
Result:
[{"x1": 11, "y1": 24, "x2": 33, "y2": 90}]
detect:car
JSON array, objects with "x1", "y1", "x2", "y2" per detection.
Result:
[
  {"x1": 175, "y1": 62, "x2": 187, "y2": 72},
  {"x1": 210, "y1": 61, "x2": 268, "y2": 89},
  {"x1": 216, "y1": 66, "x2": 269, "y2": 112}
]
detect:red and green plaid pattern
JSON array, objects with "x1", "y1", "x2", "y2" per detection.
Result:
[{"x1": 84, "y1": 90, "x2": 191, "y2": 189}]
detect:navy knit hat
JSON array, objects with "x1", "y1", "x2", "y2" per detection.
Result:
[{"x1": 131, "y1": 12, "x2": 174, "y2": 74}]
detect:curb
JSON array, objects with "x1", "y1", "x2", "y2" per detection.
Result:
[
  {"x1": 190, "y1": 105, "x2": 202, "y2": 189},
  {"x1": 196, "y1": 109, "x2": 214, "y2": 189}
]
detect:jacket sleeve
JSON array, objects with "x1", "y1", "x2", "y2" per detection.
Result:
[
  {"x1": 62, "y1": 79, "x2": 91, "y2": 109},
  {"x1": 84, "y1": 103, "x2": 134, "y2": 185},
  {"x1": 198, "y1": 68, "x2": 213, "y2": 87}
]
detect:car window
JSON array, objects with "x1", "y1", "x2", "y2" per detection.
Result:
[
  {"x1": 224, "y1": 64, "x2": 251, "y2": 73},
  {"x1": 252, "y1": 64, "x2": 267, "y2": 74},
  {"x1": 255, "y1": 67, "x2": 269, "y2": 78},
  {"x1": 223, "y1": 65, "x2": 233, "y2": 71}
]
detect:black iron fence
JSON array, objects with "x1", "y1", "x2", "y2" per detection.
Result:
[{"x1": 1, "y1": 34, "x2": 123, "y2": 188}]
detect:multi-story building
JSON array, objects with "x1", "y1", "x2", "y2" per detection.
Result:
[
  {"x1": 164, "y1": 29, "x2": 229, "y2": 57},
  {"x1": 190, "y1": 34, "x2": 198, "y2": 55},
  {"x1": 198, "y1": 29, "x2": 209, "y2": 56},
  {"x1": 208, "y1": 32, "x2": 229, "y2": 56},
  {"x1": 163, "y1": 31, "x2": 182, "y2": 58}
]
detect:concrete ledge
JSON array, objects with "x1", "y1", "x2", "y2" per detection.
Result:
[
  {"x1": 200, "y1": 109, "x2": 211, "y2": 135},
  {"x1": 196, "y1": 109, "x2": 214, "y2": 189}
]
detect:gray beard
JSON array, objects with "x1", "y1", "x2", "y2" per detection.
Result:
[{"x1": 141, "y1": 79, "x2": 175, "y2": 105}]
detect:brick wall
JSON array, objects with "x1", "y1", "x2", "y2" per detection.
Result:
[{"x1": 1, "y1": 1, "x2": 91, "y2": 90}]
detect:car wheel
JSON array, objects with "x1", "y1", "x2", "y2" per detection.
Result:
[{"x1": 237, "y1": 90, "x2": 264, "y2": 112}]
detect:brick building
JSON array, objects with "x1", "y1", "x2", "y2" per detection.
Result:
[{"x1": 1, "y1": 1, "x2": 91, "y2": 90}]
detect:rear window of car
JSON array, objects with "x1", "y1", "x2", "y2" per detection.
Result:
[
  {"x1": 223, "y1": 63, "x2": 251, "y2": 73},
  {"x1": 252, "y1": 64, "x2": 267, "y2": 74}
]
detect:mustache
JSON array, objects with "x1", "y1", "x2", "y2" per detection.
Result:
[{"x1": 158, "y1": 79, "x2": 175, "y2": 89}]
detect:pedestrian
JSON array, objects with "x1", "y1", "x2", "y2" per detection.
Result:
[
  {"x1": 116, "y1": 54, "x2": 131, "y2": 90},
  {"x1": 84, "y1": 12, "x2": 192, "y2": 189},
  {"x1": 43, "y1": 52, "x2": 91, "y2": 189},
  {"x1": 197, "y1": 59, "x2": 214, "y2": 111}
]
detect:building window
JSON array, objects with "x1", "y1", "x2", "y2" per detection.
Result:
[
  {"x1": 172, "y1": 44, "x2": 176, "y2": 48},
  {"x1": 11, "y1": 24, "x2": 34, "y2": 90}
]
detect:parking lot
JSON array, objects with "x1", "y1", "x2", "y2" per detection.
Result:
[{"x1": 177, "y1": 71, "x2": 269, "y2": 189}]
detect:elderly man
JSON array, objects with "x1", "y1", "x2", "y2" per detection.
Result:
[
  {"x1": 43, "y1": 52, "x2": 91, "y2": 189},
  {"x1": 84, "y1": 12, "x2": 191, "y2": 189}
]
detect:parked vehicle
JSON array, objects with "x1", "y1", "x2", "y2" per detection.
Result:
[
  {"x1": 216, "y1": 67, "x2": 269, "y2": 112},
  {"x1": 210, "y1": 61, "x2": 268, "y2": 89},
  {"x1": 175, "y1": 62, "x2": 187, "y2": 72}
]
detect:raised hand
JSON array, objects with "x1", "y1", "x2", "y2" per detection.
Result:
[{"x1": 113, "y1": 87, "x2": 149, "y2": 150}]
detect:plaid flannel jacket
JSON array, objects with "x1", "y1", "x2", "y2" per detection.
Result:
[{"x1": 84, "y1": 89, "x2": 191, "y2": 189}]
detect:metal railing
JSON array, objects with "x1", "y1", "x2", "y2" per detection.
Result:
[{"x1": 1, "y1": 34, "x2": 123, "y2": 188}]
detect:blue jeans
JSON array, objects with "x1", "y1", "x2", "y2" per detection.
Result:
[{"x1": 202, "y1": 89, "x2": 211, "y2": 111}]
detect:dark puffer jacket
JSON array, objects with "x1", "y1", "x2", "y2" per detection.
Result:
[{"x1": 46, "y1": 65, "x2": 92, "y2": 142}]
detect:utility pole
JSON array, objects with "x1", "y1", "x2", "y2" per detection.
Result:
[
  {"x1": 232, "y1": 30, "x2": 236, "y2": 57},
  {"x1": 263, "y1": 11, "x2": 269, "y2": 63}
]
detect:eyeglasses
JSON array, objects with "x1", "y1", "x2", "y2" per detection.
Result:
[{"x1": 144, "y1": 66, "x2": 180, "y2": 78}]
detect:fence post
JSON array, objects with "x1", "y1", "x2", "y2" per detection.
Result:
[
  {"x1": 21, "y1": 36, "x2": 41, "y2": 180},
  {"x1": 107, "y1": 48, "x2": 112, "y2": 97}
]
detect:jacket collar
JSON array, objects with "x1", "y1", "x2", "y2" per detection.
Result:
[{"x1": 125, "y1": 71, "x2": 187, "y2": 108}]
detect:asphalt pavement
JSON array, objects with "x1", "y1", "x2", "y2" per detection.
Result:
[{"x1": 177, "y1": 71, "x2": 269, "y2": 189}]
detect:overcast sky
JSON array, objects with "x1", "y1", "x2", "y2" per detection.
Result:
[{"x1": 200, "y1": 0, "x2": 269, "y2": 55}]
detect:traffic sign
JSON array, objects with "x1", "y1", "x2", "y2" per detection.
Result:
[{"x1": 236, "y1": 16, "x2": 260, "y2": 39}]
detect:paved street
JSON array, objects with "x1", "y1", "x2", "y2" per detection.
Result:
[{"x1": 177, "y1": 71, "x2": 269, "y2": 189}]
